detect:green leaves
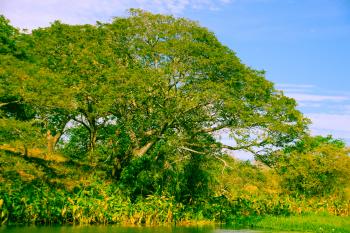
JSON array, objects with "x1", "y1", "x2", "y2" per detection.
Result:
[
  {"x1": 274, "y1": 136, "x2": 350, "y2": 196},
  {"x1": 0, "y1": 11, "x2": 311, "y2": 204}
]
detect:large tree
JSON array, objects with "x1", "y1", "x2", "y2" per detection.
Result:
[
  {"x1": 103, "y1": 10, "x2": 309, "y2": 160},
  {"x1": 1, "y1": 10, "x2": 309, "y2": 181}
]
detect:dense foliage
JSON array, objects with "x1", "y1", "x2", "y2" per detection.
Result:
[
  {"x1": 0, "y1": 11, "x2": 349, "y2": 226},
  {"x1": 273, "y1": 136, "x2": 350, "y2": 197}
]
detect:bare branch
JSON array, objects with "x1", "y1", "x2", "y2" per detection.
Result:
[
  {"x1": 132, "y1": 121, "x2": 172, "y2": 157},
  {"x1": 199, "y1": 123, "x2": 230, "y2": 133},
  {"x1": 179, "y1": 146, "x2": 205, "y2": 154},
  {"x1": 213, "y1": 154, "x2": 233, "y2": 174},
  {"x1": 133, "y1": 141, "x2": 156, "y2": 157},
  {"x1": 144, "y1": 129, "x2": 157, "y2": 136},
  {"x1": 218, "y1": 139, "x2": 269, "y2": 152},
  {"x1": 72, "y1": 116, "x2": 91, "y2": 132},
  {"x1": 0, "y1": 100, "x2": 20, "y2": 107},
  {"x1": 221, "y1": 144, "x2": 255, "y2": 151}
]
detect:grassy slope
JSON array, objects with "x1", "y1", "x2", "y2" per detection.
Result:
[
  {"x1": 0, "y1": 148, "x2": 99, "y2": 191},
  {"x1": 252, "y1": 214, "x2": 350, "y2": 233}
]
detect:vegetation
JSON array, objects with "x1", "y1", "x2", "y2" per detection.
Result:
[
  {"x1": 0, "y1": 10, "x2": 349, "y2": 229},
  {"x1": 251, "y1": 214, "x2": 350, "y2": 233}
]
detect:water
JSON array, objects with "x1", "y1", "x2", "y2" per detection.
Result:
[{"x1": 0, "y1": 225, "x2": 296, "y2": 233}]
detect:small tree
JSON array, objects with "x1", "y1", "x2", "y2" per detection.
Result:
[{"x1": 274, "y1": 136, "x2": 350, "y2": 196}]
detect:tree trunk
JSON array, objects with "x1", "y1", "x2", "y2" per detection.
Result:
[
  {"x1": 47, "y1": 130, "x2": 54, "y2": 155},
  {"x1": 89, "y1": 129, "x2": 97, "y2": 152},
  {"x1": 47, "y1": 130, "x2": 62, "y2": 158},
  {"x1": 23, "y1": 145, "x2": 28, "y2": 157},
  {"x1": 131, "y1": 122, "x2": 170, "y2": 157},
  {"x1": 112, "y1": 157, "x2": 122, "y2": 179},
  {"x1": 88, "y1": 128, "x2": 97, "y2": 163}
]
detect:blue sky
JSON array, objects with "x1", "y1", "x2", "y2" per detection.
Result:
[{"x1": 1, "y1": 0, "x2": 350, "y2": 151}]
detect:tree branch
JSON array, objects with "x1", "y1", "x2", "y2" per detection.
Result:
[
  {"x1": 179, "y1": 146, "x2": 205, "y2": 154},
  {"x1": 213, "y1": 154, "x2": 233, "y2": 174},
  {"x1": 144, "y1": 129, "x2": 157, "y2": 136},
  {"x1": 131, "y1": 121, "x2": 171, "y2": 157},
  {"x1": 220, "y1": 143, "x2": 255, "y2": 151},
  {"x1": 73, "y1": 116, "x2": 91, "y2": 132},
  {"x1": 0, "y1": 100, "x2": 20, "y2": 107},
  {"x1": 133, "y1": 140, "x2": 156, "y2": 157},
  {"x1": 218, "y1": 139, "x2": 269, "y2": 152},
  {"x1": 199, "y1": 123, "x2": 230, "y2": 133}
]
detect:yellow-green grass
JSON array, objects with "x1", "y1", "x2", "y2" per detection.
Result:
[{"x1": 252, "y1": 214, "x2": 350, "y2": 233}]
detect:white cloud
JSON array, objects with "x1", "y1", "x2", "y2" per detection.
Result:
[
  {"x1": 278, "y1": 83, "x2": 349, "y2": 103},
  {"x1": 298, "y1": 102, "x2": 321, "y2": 108},
  {"x1": 287, "y1": 93, "x2": 349, "y2": 102},
  {"x1": 276, "y1": 83, "x2": 315, "y2": 89},
  {"x1": 1, "y1": 0, "x2": 232, "y2": 29},
  {"x1": 277, "y1": 84, "x2": 350, "y2": 144},
  {"x1": 307, "y1": 113, "x2": 350, "y2": 132},
  {"x1": 307, "y1": 113, "x2": 350, "y2": 142},
  {"x1": 344, "y1": 105, "x2": 350, "y2": 114}
]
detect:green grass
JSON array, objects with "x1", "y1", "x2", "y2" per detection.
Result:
[{"x1": 252, "y1": 214, "x2": 350, "y2": 233}]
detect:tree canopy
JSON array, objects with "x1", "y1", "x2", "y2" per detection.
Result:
[
  {"x1": 1, "y1": 10, "x2": 310, "y2": 198},
  {"x1": 2, "y1": 11, "x2": 350, "y2": 226},
  {"x1": 273, "y1": 135, "x2": 350, "y2": 196}
]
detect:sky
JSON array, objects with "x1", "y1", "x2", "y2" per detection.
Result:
[{"x1": 1, "y1": 0, "x2": 350, "y2": 158}]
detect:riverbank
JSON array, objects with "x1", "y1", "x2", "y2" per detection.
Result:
[
  {"x1": 2, "y1": 149, "x2": 350, "y2": 227},
  {"x1": 249, "y1": 214, "x2": 350, "y2": 233}
]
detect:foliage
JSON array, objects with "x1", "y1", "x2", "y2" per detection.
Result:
[
  {"x1": 0, "y1": 17, "x2": 44, "y2": 153},
  {"x1": 1, "y1": 149, "x2": 350, "y2": 226},
  {"x1": 273, "y1": 136, "x2": 350, "y2": 196},
  {"x1": 0, "y1": 11, "x2": 349, "y2": 228},
  {"x1": 252, "y1": 214, "x2": 350, "y2": 233},
  {"x1": 25, "y1": 9, "x2": 308, "y2": 163}
]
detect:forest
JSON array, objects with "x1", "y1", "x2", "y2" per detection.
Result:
[{"x1": 1, "y1": 9, "x2": 350, "y2": 229}]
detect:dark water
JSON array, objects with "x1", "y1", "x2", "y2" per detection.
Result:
[{"x1": 0, "y1": 225, "x2": 297, "y2": 233}]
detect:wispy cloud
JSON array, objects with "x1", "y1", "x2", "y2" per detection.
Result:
[
  {"x1": 344, "y1": 105, "x2": 350, "y2": 114},
  {"x1": 1, "y1": 0, "x2": 232, "y2": 29},
  {"x1": 307, "y1": 113, "x2": 350, "y2": 132},
  {"x1": 278, "y1": 83, "x2": 349, "y2": 103},
  {"x1": 307, "y1": 113, "x2": 350, "y2": 142},
  {"x1": 278, "y1": 83, "x2": 350, "y2": 144},
  {"x1": 276, "y1": 83, "x2": 315, "y2": 89},
  {"x1": 298, "y1": 102, "x2": 321, "y2": 108},
  {"x1": 287, "y1": 93, "x2": 348, "y2": 102}
]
